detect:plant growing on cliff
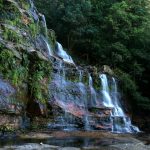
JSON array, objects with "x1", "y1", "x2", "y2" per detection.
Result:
[
  {"x1": 28, "y1": 21, "x2": 39, "y2": 38},
  {"x1": 2, "y1": 27, "x2": 23, "y2": 44},
  {"x1": 0, "y1": 124, "x2": 15, "y2": 133},
  {"x1": 29, "y1": 58, "x2": 52, "y2": 104},
  {"x1": 19, "y1": 0, "x2": 30, "y2": 10},
  {"x1": 0, "y1": 49, "x2": 29, "y2": 86}
]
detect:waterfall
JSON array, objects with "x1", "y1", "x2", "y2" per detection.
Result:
[
  {"x1": 111, "y1": 77, "x2": 140, "y2": 133},
  {"x1": 28, "y1": 0, "x2": 34, "y2": 9},
  {"x1": 100, "y1": 74, "x2": 139, "y2": 133},
  {"x1": 78, "y1": 82, "x2": 90, "y2": 130},
  {"x1": 89, "y1": 74, "x2": 93, "y2": 87},
  {"x1": 48, "y1": 70, "x2": 139, "y2": 132},
  {"x1": 111, "y1": 77, "x2": 125, "y2": 116},
  {"x1": 99, "y1": 74, "x2": 113, "y2": 107},
  {"x1": 88, "y1": 74, "x2": 97, "y2": 107},
  {"x1": 79, "y1": 70, "x2": 83, "y2": 82},
  {"x1": 41, "y1": 14, "x2": 48, "y2": 38},
  {"x1": 42, "y1": 37, "x2": 53, "y2": 56},
  {"x1": 56, "y1": 42, "x2": 75, "y2": 65}
]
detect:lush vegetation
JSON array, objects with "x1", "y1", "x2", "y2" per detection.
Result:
[
  {"x1": 35, "y1": 0, "x2": 150, "y2": 113},
  {"x1": 0, "y1": 0, "x2": 52, "y2": 105}
]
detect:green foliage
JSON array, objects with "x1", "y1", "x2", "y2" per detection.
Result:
[
  {"x1": 28, "y1": 21, "x2": 39, "y2": 38},
  {"x1": 2, "y1": 27, "x2": 23, "y2": 43},
  {"x1": 0, "y1": 47, "x2": 52, "y2": 104},
  {"x1": 0, "y1": 0, "x2": 3, "y2": 10},
  {"x1": 29, "y1": 59, "x2": 52, "y2": 104},
  {"x1": 4, "y1": 17, "x2": 22, "y2": 28},
  {"x1": 0, "y1": 49, "x2": 29, "y2": 86},
  {"x1": 115, "y1": 69, "x2": 150, "y2": 111},
  {"x1": 47, "y1": 29, "x2": 56, "y2": 49},
  {"x1": 19, "y1": 0, "x2": 30, "y2": 10}
]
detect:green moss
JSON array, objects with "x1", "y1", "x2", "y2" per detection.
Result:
[
  {"x1": 1, "y1": 1, "x2": 21, "y2": 18},
  {"x1": 93, "y1": 75, "x2": 101, "y2": 90}
]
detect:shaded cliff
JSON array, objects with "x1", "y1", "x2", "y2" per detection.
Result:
[{"x1": 0, "y1": 0, "x2": 54, "y2": 130}]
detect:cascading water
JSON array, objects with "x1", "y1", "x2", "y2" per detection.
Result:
[
  {"x1": 78, "y1": 81, "x2": 90, "y2": 130},
  {"x1": 111, "y1": 78, "x2": 125, "y2": 117},
  {"x1": 28, "y1": 0, "x2": 34, "y2": 9},
  {"x1": 37, "y1": 9, "x2": 140, "y2": 133},
  {"x1": 43, "y1": 37, "x2": 53, "y2": 56},
  {"x1": 55, "y1": 42, "x2": 75, "y2": 65},
  {"x1": 88, "y1": 74, "x2": 97, "y2": 107},
  {"x1": 100, "y1": 74, "x2": 139, "y2": 133},
  {"x1": 40, "y1": 14, "x2": 48, "y2": 38},
  {"x1": 99, "y1": 74, "x2": 114, "y2": 107},
  {"x1": 111, "y1": 77, "x2": 140, "y2": 133},
  {"x1": 79, "y1": 70, "x2": 83, "y2": 82},
  {"x1": 1, "y1": 0, "x2": 141, "y2": 134}
]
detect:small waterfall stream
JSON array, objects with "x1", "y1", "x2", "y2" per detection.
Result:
[
  {"x1": 28, "y1": 0, "x2": 34, "y2": 9},
  {"x1": 100, "y1": 74, "x2": 139, "y2": 133},
  {"x1": 111, "y1": 77, "x2": 125, "y2": 117},
  {"x1": 100, "y1": 74, "x2": 113, "y2": 107},
  {"x1": 43, "y1": 37, "x2": 53, "y2": 56},
  {"x1": 79, "y1": 70, "x2": 83, "y2": 82},
  {"x1": 88, "y1": 74, "x2": 97, "y2": 107},
  {"x1": 41, "y1": 14, "x2": 48, "y2": 38},
  {"x1": 56, "y1": 42, "x2": 75, "y2": 65}
]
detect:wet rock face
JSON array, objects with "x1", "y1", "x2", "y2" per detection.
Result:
[
  {"x1": 0, "y1": 78, "x2": 24, "y2": 129},
  {"x1": 0, "y1": 78, "x2": 18, "y2": 113},
  {"x1": 0, "y1": 0, "x2": 53, "y2": 119},
  {"x1": 35, "y1": 35, "x2": 52, "y2": 57},
  {"x1": 101, "y1": 65, "x2": 114, "y2": 75},
  {"x1": 0, "y1": 78, "x2": 15, "y2": 97},
  {"x1": 26, "y1": 100, "x2": 47, "y2": 117},
  {"x1": 48, "y1": 73, "x2": 113, "y2": 130},
  {"x1": 0, "y1": 114, "x2": 22, "y2": 129}
]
